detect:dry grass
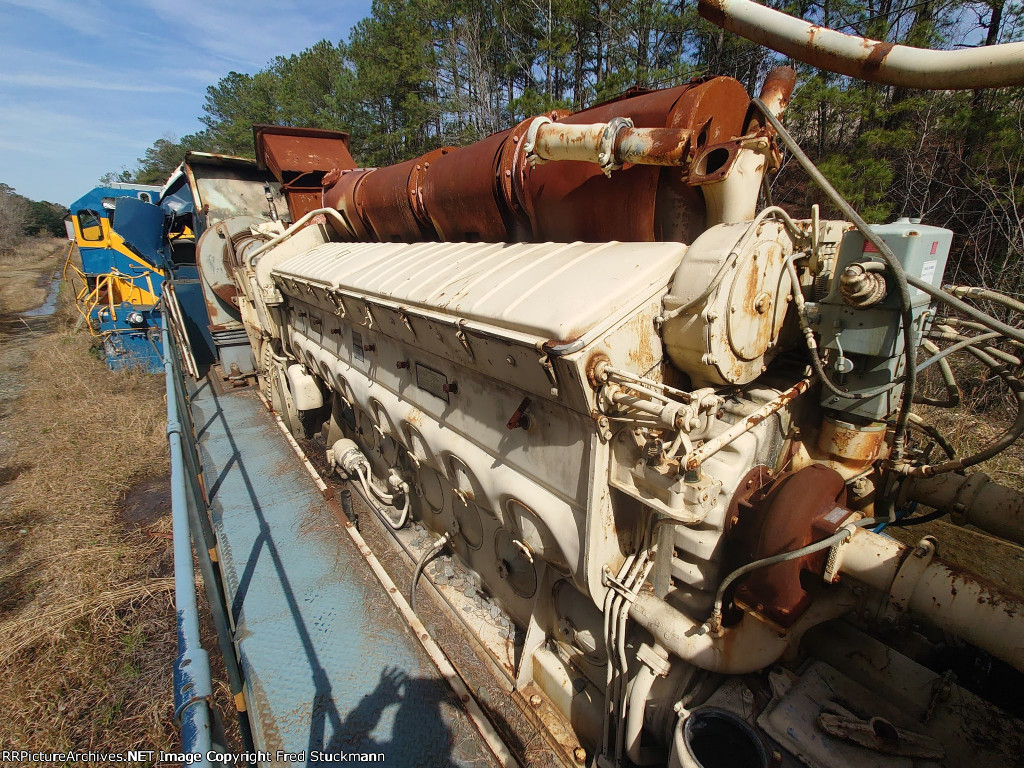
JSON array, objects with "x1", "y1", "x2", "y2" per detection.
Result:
[
  {"x1": 0, "y1": 241, "x2": 240, "y2": 760},
  {"x1": 0, "y1": 236, "x2": 68, "y2": 315},
  {"x1": 0, "y1": 270, "x2": 184, "y2": 752},
  {"x1": 915, "y1": 358, "x2": 1024, "y2": 492}
]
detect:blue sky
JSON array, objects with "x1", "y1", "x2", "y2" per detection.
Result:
[{"x1": 0, "y1": 0, "x2": 372, "y2": 205}]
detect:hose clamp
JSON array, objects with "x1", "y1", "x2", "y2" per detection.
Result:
[{"x1": 522, "y1": 116, "x2": 552, "y2": 165}]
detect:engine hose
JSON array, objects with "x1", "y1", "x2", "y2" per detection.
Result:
[
  {"x1": 339, "y1": 488, "x2": 359, "y2": 530},
  {"x1": 930, "y1": 327, "x2": 1022, "y2": 368},
  {"x1": 893, "y1": 368, "x2": 1024, "y2": 477},
  {"x1": 913, "y1": 339, "x2": 961, "y2": 408},
  {"x1": 352, "y1": 463, "x2": 409, "y2": 530},
  {"x1": 409, "y1": 532, "x2": 452, "y2": 615},
  {"x1": 941, "y1": 318, "x2": 1024, "y2": 351},
  {"x1": 906, "y1": 414, "x2": 957, "y2": 460},
  {"x1": 945, "y1": 285, "x2": 1024, "y2": 316},
  {"x1": 908, "y1": 274, "x2": 1024, "y2": 345},
  {"x1": 754, "y1": 98, "x2": 918, "y2": 458}
]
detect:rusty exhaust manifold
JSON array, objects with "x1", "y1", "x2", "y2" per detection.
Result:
[{"x1": 311, "y1": 71, "x2": 795, "y2": 245}]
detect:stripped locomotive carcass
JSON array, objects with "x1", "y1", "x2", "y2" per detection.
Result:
[{"x1": 178, "y1": 24, "x2": 1024, "y2": 768}]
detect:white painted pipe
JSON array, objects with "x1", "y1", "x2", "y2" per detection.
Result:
[
  {"x1": 840, "y1": 528, "x2": 1024, "y2": 670},
  {"x1": 698, "y1": 0, "x2": 1024, "y2": 89},
  {"x1": 628, "y1": 590, "x2": 851, "y2": 674}
]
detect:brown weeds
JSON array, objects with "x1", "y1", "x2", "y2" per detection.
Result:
[
  {"x1": 0, "y1": 277, "x2": 177, "y2": 750},
  {"x1": 0, "y1": 236, "x2": 68, "y2": 315}
]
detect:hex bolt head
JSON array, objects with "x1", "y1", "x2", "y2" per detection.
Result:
[
  {"x1": 573, "y1": 747, "x2": 586, "y2": 763},
  {"x1": 529, "y1": 694, "x2": 542, "y2": 708}
]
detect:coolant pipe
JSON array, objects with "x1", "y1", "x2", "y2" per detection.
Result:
[
  {"x1": 165, "y1": 326, "x2": 216, "y2": 765},
  {"x1": 698, "y1": 0, "x2": 1024, "y2": 89},
  {"x1": 902, "y1": 472, "x2": 1024, "y2": 546},
  {"x1": 244, "y1": 207, "x2": 355, "y2": 269},
  {"x1": 526, "y1": 118, "x2": 695, "y2": 172},
  {"x1": 839, "y1": 527, "x2": 1024, "y2": 671},
  {"x1": 625, "y1": 662, "x2": 663, "y2": 765},
  {"x1": 627, "y1": 591, "x2": 850, "y2": 674}
]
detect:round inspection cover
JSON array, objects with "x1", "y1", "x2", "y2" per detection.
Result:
[
  {"x1": 453, "y1": 496, "x2": 483, "y2": 549},
  {"x1": 418, "y1": 466, "x2": 445, "y2": 512},
  {"x1": 552, "y1": 579, "x2": 604, "y2": 662},
  {"x1": 726, "y1": 238, "x2": 787, "y2": 361},
  {"x1": 403, "y1": 424, "x2": 430, "y2": 464},
  {"x1": 494, "y1": 528, "x2": 538, "y2": 599},
  {"x1": 448, "y1": 455, "x2": 483, "y2": 505}
]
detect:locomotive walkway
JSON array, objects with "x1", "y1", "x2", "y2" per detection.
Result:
[{"x1": 191, "y1": 377, "x2": 496, "y2": 767}]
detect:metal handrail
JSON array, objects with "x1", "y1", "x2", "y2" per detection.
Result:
[
  {"x1": 164, "y1": 323, "x2": 216, "y2": 765},
  {"x1": 163, "y1": 303, "x2": 255, "y2": 757}
]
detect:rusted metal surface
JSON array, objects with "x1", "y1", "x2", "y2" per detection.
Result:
[
  {"x1": 756, "y1": 66, "x2": 796, "y2": 121},
  {"x1": 524, "y1": 77, "x2": 750, "y2": 243},
  {"x1": 323, "y1": 168, "x2": 377, "y2": 239},
  {"x1": 817, "y1": 416, "x2": 886, "y2": 471},
  {"x1": 253, "y1": 125, "x2": 357, "y2": 220},
  {"x1": 613, "y1": 126, "x2": 694, "y2": 167},
  {"x1": 358, "y1": 148, "x2": 453, "y2": 242},
  {"x1": 727, "y1": 464, "x2": 849, "y2": 627},
  {"x1": 305, "y1": 78, "x2": 754, "y2": 245},
  {"x1": 420, "y1": 129, "x2": 513, "y2": 242}
]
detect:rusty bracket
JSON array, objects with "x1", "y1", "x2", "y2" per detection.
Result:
[
  {"x1": 398, "y1": 306, "x2": 416, "y2": 337},
  {"x1": 538, "y1": 355, "x2": 559, "y2": 397},
  {"x1": 454, "y1": 319, "x2": 474, "y2": 359},
  {"x1": 327, "y1": 292, "x2": 345, "y2": 317}
]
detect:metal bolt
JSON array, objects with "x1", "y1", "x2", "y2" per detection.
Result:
[
  {"x1": 573, "y1": 747, "x2": 586, "y2": 764},
  {"x1": 396, "y1": 360, "x2": 410, "y2": 369},
  {"x1": 529, "y1": 694, "x2": 542, "y2": 708},
  {"x1": 506, "y1": 355, "x2": 516, "y2": 366}
]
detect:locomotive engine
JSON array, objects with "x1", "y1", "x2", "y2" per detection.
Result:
[{"x1": 187, "y1": 45, "x2": 1024, "y2": 768}]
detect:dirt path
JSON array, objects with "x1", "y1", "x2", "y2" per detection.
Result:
[{"x1": 0, "y1": 236, "x2": 68, "y2": 316}]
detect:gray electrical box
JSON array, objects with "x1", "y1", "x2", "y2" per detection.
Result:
[{"x1": 815, "y1": 219, "x2": 952, "y2": 421}]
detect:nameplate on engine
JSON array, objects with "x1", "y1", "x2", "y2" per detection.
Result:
[{"x1": 415, "y1": 363, "x2": 448, "y2": 402}]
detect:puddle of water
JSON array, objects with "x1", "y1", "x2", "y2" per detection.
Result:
[{"x1": 21, "y1": 271, "x2": 62, "y2": 318}]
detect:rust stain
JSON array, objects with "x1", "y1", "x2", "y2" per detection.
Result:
[
  {"x1": 626, "y1": 312, "x2": 658, "y2": 372},
  {"x1": 864, "y1": 41, "x2": 895, "y2": 71},
  {"x1": 698, "y1": 0, "x2": 727, "y2": 28}
]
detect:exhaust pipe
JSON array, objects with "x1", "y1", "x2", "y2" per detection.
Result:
[{"x1": 698, "y1": 0, "x2": 1024, "y2": 90}]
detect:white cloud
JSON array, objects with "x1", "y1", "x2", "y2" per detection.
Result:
[{"x1": 0, "y1": 72, "x2": 189, "y2": 93}]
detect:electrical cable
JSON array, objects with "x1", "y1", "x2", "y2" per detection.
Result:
[
  {"x1": 410, "y1": 532, "x2": 451, "y2": 614},
  {"x1": 908, "y1": 274, "x2": 1024, "y2": 345}
]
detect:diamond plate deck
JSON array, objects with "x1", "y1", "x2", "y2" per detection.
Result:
[{"x1": 191, "y1": 378, "x2": 496, "y2": 767}]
